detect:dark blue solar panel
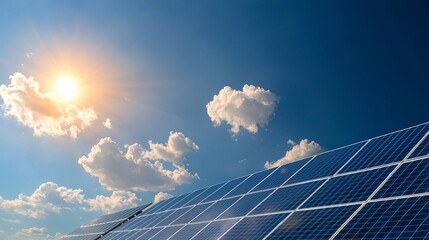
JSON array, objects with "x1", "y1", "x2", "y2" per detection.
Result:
[
  {"x1": 118, "y1": 214, "x2": 158, "y2": 230},
  {"x1": 167, "y1": 188, "x2": 207, "y2": 210},
  {"x1": 221, "y1": 213, "x2": 288, "y2": 240},
  {"x1": 202, "y1": 177, "x2": 247, "y2": 203},
  {"x1": 171, "y1": 203, "x2": 212, "y2": 225},
  {"x1": 145, "y1": 211, "x2": 173, "y2": 228},
  {"x1": 409, "y1": 132, "x2": 429, "y2": 159},
  {"x1": 250, "y1": 181, "x2": 322, "y2": 215},
  {"x1": 375, "y1": 158, "x2": 429, "y2": 199},
  {"x1": 140, "y1": 227, "x2": 163, "y2": 239},
  {"x1": 143, "y1": 196, "x2": 177, "y2": 215},
  {"x1": 169, "y1": 222, "x2": 208, "y2": 240},
  {"x1": 340, "y1": 123, "x2": 429, "y2": 173},
  {"x1": 225, "y1": 168, "x2": 275, "y2": 198},
  {"x1": 303, "y1": 166, "x2": 394, "y2": 208},
  {"x1": 155, "y1": 207, "x2": 192, "y2": 227},
  {"x1": 107, "y1": 230, "x2": 135, "y2": 239},
  {"x1": 193, "y1": 219, "x2": 239, "y2": 240},
  {"x1": 184, "y1": 183, "x2": 225, "y2": 206},
  {"x1": 219, "y1": 190, "x2": 273, "y2": 219},
  {"x1": 158, "y1": 192, "x2": 193, "y2": 212},
  {"x1": 192, "y1": 197, "x2": 240, "y2": 223},
  {"x1": 251, "y1": 158, "x2": 311, "y2": 192},
  {"x1": 337, "y1": 196, "x2": 429, "y2": 239},
  {"x1": 287, "y1": 142, "x2": 365, "y2": 184},
  {"x1": 267, "y1": 205, "x2": 359, "y2": 239},
  {"x1": 151, "y1": 225, "x2": 182, "y2": 240}
]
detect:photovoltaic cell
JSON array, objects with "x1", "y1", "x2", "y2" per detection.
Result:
[
  {"x1": 250, "y1": 181, "x2": 322, "y2": 215},
  {"x1": 192, "y1": 197, "x2": 240, "y2": 223},
  {"x1": 303, "y1": 166, "x2": 394, "y2": 208},
  {"x1": 168, "y1": 188, "x2": 207, "y2": 209},
  {"x1": 143, "y1": 197, "x2": 176, "y2": 215},
  {"x1": 139, "y1": 227, "x2": 163, "y2": 239},
  {"x1": 251, "y1": 158, "x2": 311, "y2": 192},
  {"x1": 171, "y1": 202, "x2": 212, "y2": 225},
  {"x1": 337, "y1": 196, "x2": 429, "y2": 239},
  {"x1": 375, "y1": 158, "x2": 429, "y2": 199},
  {"x1": 221, "y1": 213, "x2": 288, "y2": 240},
  {"x1": 155, "y1": 207, "x2": 192, "y2": 227},
  {"x1": 267, "y1": 205, "x2": 359, "y2": 239},
  {"x1": 202, "y1": 176, "x2": 247, "y2": 203},
  {"x1": 150, "y1": 225, "x2": 182, "y2": 240},
  {"x1": 159, "y1": 192, "x2": 193, "y2": 211},
  {"x1": 219, "y1": 190, "x2": 272, "y2": 219},
  {"x1": 224, "y1": 168, "x2": 275, "y2": 198},
  {"x1": 340, "y1": 123, "x2": 429, "y2": 173},
  {"x1": 169, "y1": 223, "x2": 208, "y2": 240},
  {"x1": 409, "y1": 133, "x2": 429, "y2": 159},
  {"x1": 192, "y1": 219, "x2": 239, "y2": 240},
  {"x1": 184, "y1": 183, "x2": 225, "y2": 207},
  {"x1": 287, "y1": 142, "x2": 365, "y2": 185}
]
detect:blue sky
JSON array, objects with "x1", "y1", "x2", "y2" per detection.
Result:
[{"x1": 0, "y1": 0, "x2": 429, "y2": 238}]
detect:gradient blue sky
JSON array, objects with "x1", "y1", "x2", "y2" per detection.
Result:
[{"x1": 1, "y1": 0, "x2": 429, "y2": 238}]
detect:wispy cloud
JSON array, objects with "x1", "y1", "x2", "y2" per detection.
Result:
[
  {"x1": 1, "y1": 218, "x2": 20, "y2": 224},
  {"x1": 207, "y1": 84, "x2": 278, "y2": 135},
  {"x1": 0, "y1": 73, "x2": 97, "y2": 138},
  {"x1": 0, "y1": 182, "x2": 84, "y2": 218},
  {"x1": 265, "y1": 139, "x2": 323, "y2": 168},
  {"x1": 5, "y1": 227, "x2": 61, "y2": 240},
  {"x1": 153, "y1": 192, "x2": 174, "y2": 204},
  {"x1": 103, "y1": 118, "x2": 112, "y2": 129},
  {"x1": 78, "y1": 132, "x2": 199, "y2": 191},
  {"x1": 83, "y1": 191, "x2": 140, "y2": 214}
]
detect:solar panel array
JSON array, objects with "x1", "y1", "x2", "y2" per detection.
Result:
[{"x1": 64, "y1": 122, "x2": 429, "y2": 239}]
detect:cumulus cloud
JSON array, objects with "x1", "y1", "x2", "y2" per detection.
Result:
[
  {"x1": 153, "y1": 192, "x2": 174, "y2": 204},
  {"x1": 6, "y1": 227, "x2": 61, "y2": 240},
  {"x1": 78, "y1": 132, "x2": 199, "y2": 191},
  {"x1": 0, "y1": 182, "x2": 84, "y2": 218},
  {"x1": 0, "y1": 73, "x2": 97, "y2": 138},
  {"x1": 103, "y1": 118, "x2": 112, "y2": 129},
  {"x1": 84, "y1": 191, "x2": 140, "y2": 214},
  {"x1": 206, "y1": 84, "x2": 278, "y2": 134},
  {"x1": 264, "y1": 139, "x2": 323, "y2": 168}
]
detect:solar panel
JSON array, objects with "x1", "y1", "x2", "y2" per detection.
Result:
[
  {"x1": 375, "y1": 158, "x2": 429, "y2": 199},
  {"x1": 251, "y1": 157, "x2": 311, "y2": 192},
  {"x1": 336, "y1": 196, "x2": 429, "y2": 239},
  {"x1": 340, "y1": 123, "x2": 429, "y2": 173},
  {"x1": 67, "y1": 122, "x2": 429, "y2": 240},
  {"x1": 60, "y1": 205, "x2": 149, "y2": 240}
]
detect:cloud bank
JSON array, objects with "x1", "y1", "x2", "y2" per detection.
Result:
[
  {"x1": 0, "y1": 73, "x2": 97, "y2": 138},
  {"x1": 265, "y1": 139, "x2": 323, "y2": 168},
  {"x1": 78, "y1": 132, "x2": 199, "y2": 191},
  {"x1": 153, "y1": 192, "x2": 174, "y2": 204},
  {"x1": 207, "y1": 84, "x2": 278, "y2": 134},
  {"x1": 0, "y1": 182, "x2": 84, "y2": 218},
  {"x1": 84, "y1": 191, "x2": 140, "y2": 214}
]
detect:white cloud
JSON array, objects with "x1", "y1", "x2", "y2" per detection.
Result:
[
  {"x1": 0, "y1": 72, "x2": 97, "y2": 138},
  {"x1": 103, "y1": 118, "x2": 112, "y2": 129},
  {"x1": 6, "y1": 227, "x2": 61, "y2": 240},
  {"x1": 84, "y1": 191, "x2": 140, "y2": 214},
  {"x1": 1, "y1": 218, "x2": 20, "y2": 224},
  {"x1": 153, "y1": 192, "x2": 174, "y2": 204},
  {"x1": 142, "y1": 131, "x2": 199, "y2": 164},
  {"x1": 78, "y1": 132, "x2": 199, "y2": 191},
  {"x1": 206, "y1": 84, "x2": 278, "y2": 134},
  {"x1": 264, "y1": 139, "x2": 323, "y2": 168},
  {"x1": 0, "y1": 182, "x2": 84, "y2": 218}
]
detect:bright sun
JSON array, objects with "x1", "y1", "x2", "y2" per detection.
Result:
[{"x1": 56, "y1": 76, "x2": 78, "y2": 101}]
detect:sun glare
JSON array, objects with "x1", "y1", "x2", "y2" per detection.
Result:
[{"x1": 56, "y1": 76, "x2": 78, "y2": 101}]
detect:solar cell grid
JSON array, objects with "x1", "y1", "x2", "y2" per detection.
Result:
[
  {"x1": 221, "y1": 213, "x2": 288, "y2": 240},
  {"x1": 169, "y1": 222, "x2": 208, "y2": 240},
  {"x1": 219, "y1": 190, "x2": 272, "y2": 219},
  {"x1": 192, "y1": 197, "x2": 240, "y2": 223},
  {"x1": 142, "y1": 197, "x2": 176, "y2": 215},
  {"x1": 150, "y1": 225, "x2": 182, "y2": 240},
  {"x1": 202, "y1": 176, "x2": 247, "y2": 203},
  {"x1": 159, "y1": 192, "x2": 193, "y2": 211},
  {"x1": 409, "y1": 131, "x2": 429, "y2": 159},
  {"x1": 155, "y1": 206, "x2": 192, "y2": 227},
  {"x1": 303, "y1": 166, "x2": 394, "y2": 208},
  {"x1": 184, "y1": 183, "x2": 225, "y2": 206},
  {"x1": 171, "y1": 202, "x2": 212, "y2": 225},
  {"x1": 251, "y1": 158, "x2": 310, "y2": 192},
  {"x1": 167, "y1": 188, "x2": 207, "y2": 210},
  {"x1": 138, "y1": 227, "x2": 163, "y2": 239},
  {"x1": 286, "y1": 142, "x2": 365, "y2": 185},
  {"x1": 375, "y1": 158, "x2": 429, "y2": 199},
  {"x1": 340, "y1": 123, "x2": 429, "y2": 173},
  {"x1": 250, "y1": 181, "x2": 322, "y2": 215},
  {"x1": 192, "y1": 219, "x2": 239, "y2": 240},
  {"x1": 336, "y1": 196, "x2": 429, "y2": 239},
  {"x1": 224, "y1": 168, "x2": 275, "y2": 198},
  {"x1": 145, "y1": 211, "x2": 173, "y2": 228},
  {"x1": 267, "y1": 205, "x2": 359, "y2": 239}
]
